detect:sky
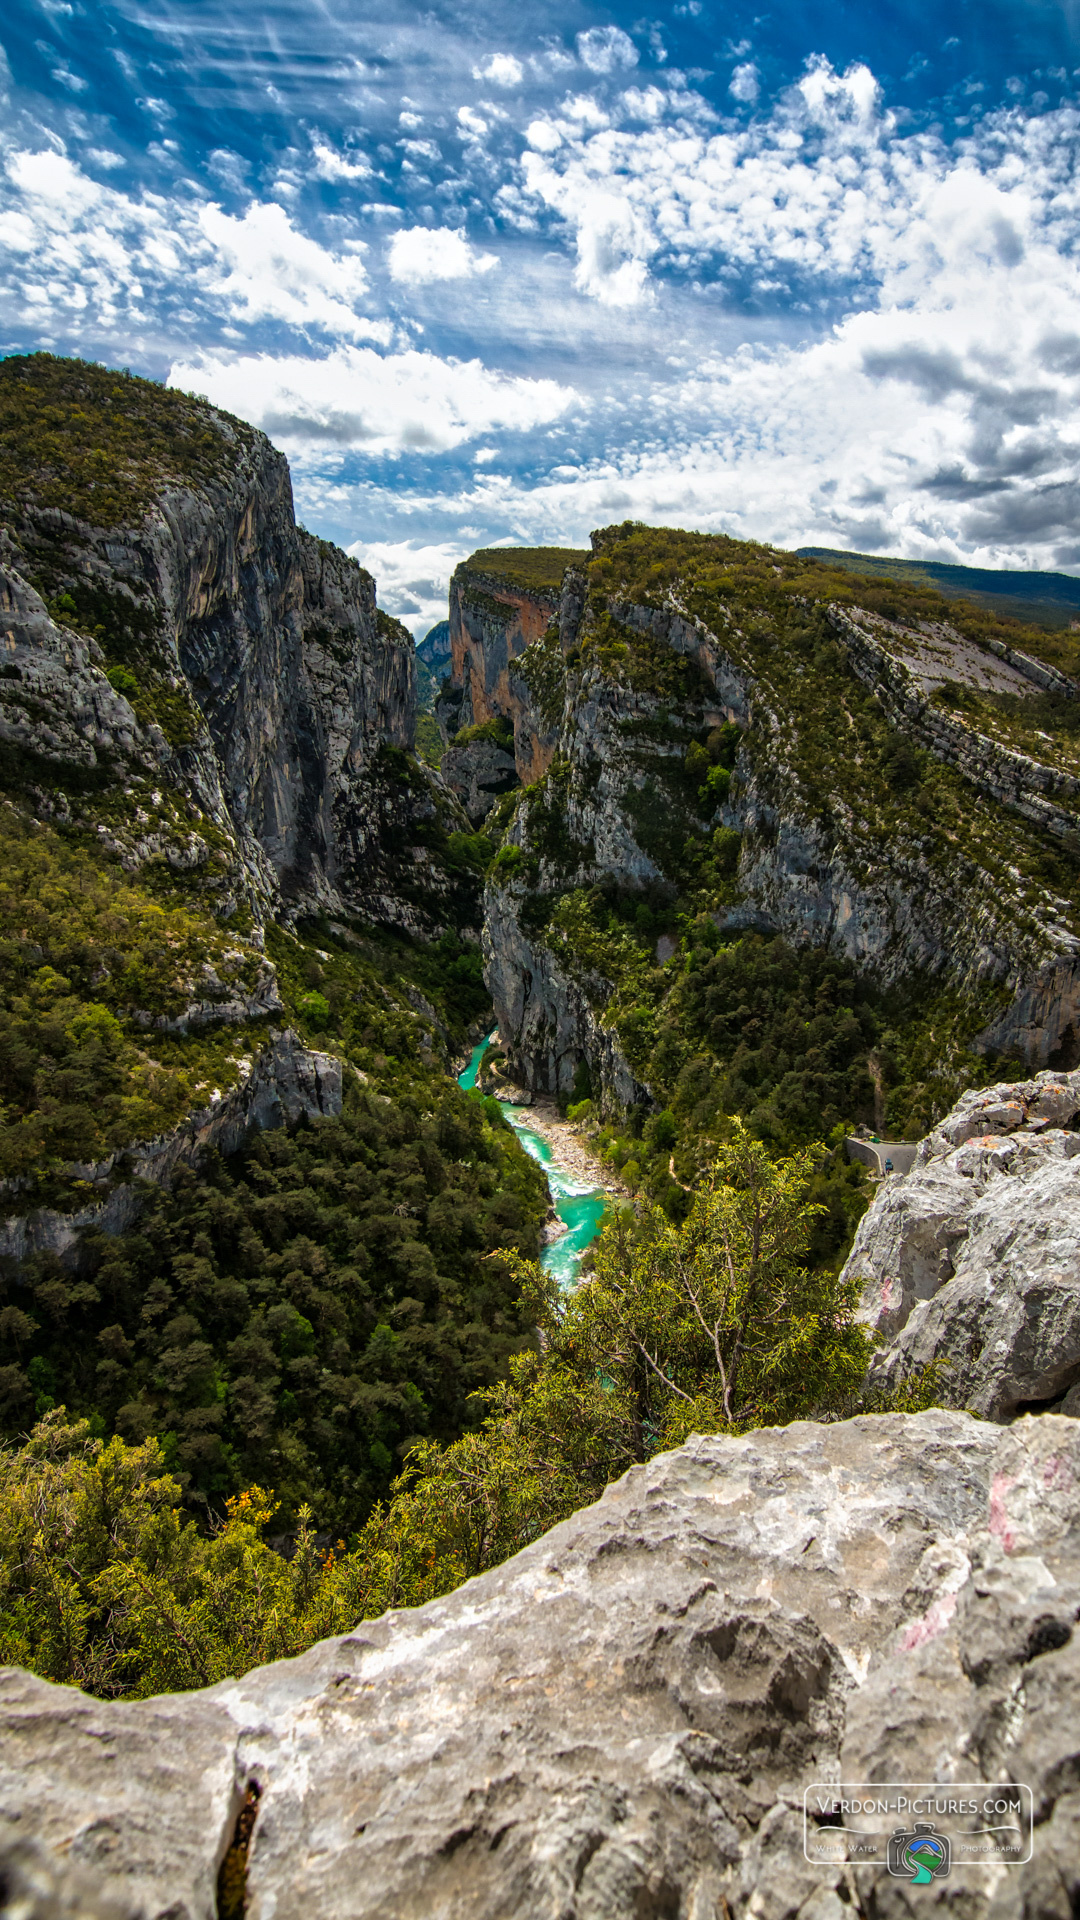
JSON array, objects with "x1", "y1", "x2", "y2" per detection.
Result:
[{"x1": 4, "y1": 3, "x2": 1080, "y2": 633}]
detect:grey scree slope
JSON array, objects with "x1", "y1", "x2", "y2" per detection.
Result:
[{"x1": 3, "y1": 1411, "x2": 1080, "y2": 1918}]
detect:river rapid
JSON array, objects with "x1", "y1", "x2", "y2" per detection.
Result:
[{"x1": 458, "y1": 1037, "x2": 607, "y2": 1286}]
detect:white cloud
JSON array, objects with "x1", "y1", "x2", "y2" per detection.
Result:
[
  {"x1": 85, "y1": 148, "x2": 125, "y2": 170},
  {"x1": 457, "y1": 106, "x2": 489, "y2": 139},
  {"x1": 474, "y1": 53, "x2": 523, "y2": 88},
  {"x1": 310, "y1": 140, "x2": 371, "y2": 182},
  {"x1": 342, "y1": 538, "x2": 466, "y2": 635},
  {"x1": 0, "y1": 150, "x2": 394, "y2": 348},
  {"x1": 387, "y1": 225, "x2": 497, "y2": 285},
  {"x1": 52, "y1": 64, "x2": 88, "y2": 93},
  {"x1": 310, "y1": 85, "x2": 1080, "y2": 574},
  {"x1": 576, "y1": 27, "x2": 639, "y2": 75},
  {"x1": 389, "y1": 157, "x2": 1080, "y2": 571},
  {"x1": 729, "y1": 62, "x2": 759, "y2": 103},
  {"x1": 620, "y1": 87, "x2": 667, "y2": 122},
  {"x1": 197, "y1": 202, "x2": 375, "y2": 337},
  {"x1": 513, "y1": 58, "x2": 926, "y2": 304},
  {"x1": 166, "y1": 345, "x2": 577, "y2": 457},
  {"x1": 399, "y1": 137, "x2": 441, "y2": 164}
]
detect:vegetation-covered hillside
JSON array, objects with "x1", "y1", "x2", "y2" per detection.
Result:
[
  {"x1": 480, "y1": 523, "x2": 1080, "y2": 1232},
  {"x1": 0, "y1": 353, "x2": 549, "y2": 1554},
  {"x1": 801, "y1": 544, "x2": 1080, "y2": 644},
  {"x1": 0, "y1": 352, "x2": 252, "y2": 528}
]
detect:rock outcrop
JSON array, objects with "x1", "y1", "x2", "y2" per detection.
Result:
[
  {"x1": 0, "y1": 1031, "x2": 343, "y2": 1267},
  {"x1": 5, "y1": 1409, "x2": 1080, "y2": 1917},
  {"x1": 845, "y1": 1069, "x2": 1080, "y2": 1418},
  {"x1": 483, "y1": 881, "x2": 650, "y2": 1108},
  {"x1": 449, "y1": 562, "x2": 561, "y2": 734},
  {"x1": 440, "y1": 733, "x2": 519, "y2": 824},
  {"x1": 1, "y1": 399, "x2": 423, "y2": 929}
]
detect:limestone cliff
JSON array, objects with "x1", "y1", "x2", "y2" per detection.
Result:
[
  {"x1": 0, "y1": 354, "x2": 451, "y2": 935},
  {"x1": 0, "y1": 355, "x2": 478, "y2": 1245},
  {"x1": 447, "y1": 547, "x2": 587, "y2": 784},
  {"x1": 441, "y1": 526, "x2": 1080, "y2": 1110},
  {"x1": 5, "y1": 1409, "x2": 1080, "y2": 1917}
]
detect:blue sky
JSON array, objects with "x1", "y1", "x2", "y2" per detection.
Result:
[{"x1": 3, "y1": 1, "x2": 1080, "y2": 631}]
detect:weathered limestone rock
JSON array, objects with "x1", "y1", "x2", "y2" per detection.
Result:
[
  {"x1": 2, "y1": 427, "x2": 418, "y2": 926},
  {"x1": 440, "y1": 734, "x2": 518, "y2": 823},
  {"x1": 483, "y1": 877, "x2": 648, "y2": 1111},
  {"x1": 845, "y1": 1070, "x2": 1080, "y2": 1417},
  {"x1": 4, "y1": 1410, "x2": 1080, "y2": 1916},
  {"x1": 448, "y1": 564, "x2": 561, "y2": 738}
]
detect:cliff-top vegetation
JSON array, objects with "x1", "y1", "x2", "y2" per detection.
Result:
[
  {"x1": 589, "y1": 518, "x2": 1080, "y2": 687},
  {"x1": 0, "y1": 353, "x2": 255, "y2": 528},
  {"x1": 456, "y1": 545, "x2": 588, "y2": 593}
]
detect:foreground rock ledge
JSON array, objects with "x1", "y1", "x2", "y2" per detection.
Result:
[{"x1": 3, "y1": 1412, "x2": 1080, "y2": 1919}]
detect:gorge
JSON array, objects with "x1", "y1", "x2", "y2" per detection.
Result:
[{"x1": 4, "y1": 353, "x2": 1080, "y2": 1918}]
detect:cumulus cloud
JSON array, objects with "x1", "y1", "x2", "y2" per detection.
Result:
[
  {"x1": 346, "y1": 84, "x2": 1080, "y2": 572},
  {"x1": 576, "y1": 27, "x2": 638, "y2": 74},
  {"x1": 457, "y1": 106, "x2": 489, "y2": 139},
  {"x1": 166, "y1": 345, "x2": 576, "y2": 457},
  {"x1": 197, "y1": 202, "x2": 376, "y2": 336},
  {"x1": 513, "y1": 57, "x2": 1074, "y2": 318},
  {"x1": 0, "y1": 149, "x2": 388, "y2": 344},
  {"x1": 729, "y1": 62, "x2": 759, "y2": 103},
  {"x1": 341, "y1": 537, "x2": 468, "y2": 635},
  {"x1": 388, "y1": 241, "x2": 1080, "y2": 571},
  {"x1": 474, "y1": 53, "x2": 523, "y2": 87},
  {"x1": 310, "y1": 140, "x2": 371, "y2": 181},
  {"x1": 387, "y1": 225, "x2": 498, "y2": 285}
]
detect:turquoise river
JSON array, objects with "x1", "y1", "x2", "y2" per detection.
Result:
[{"x1": 458, "y1": 1036, "x2": 607, "y2": 1286}]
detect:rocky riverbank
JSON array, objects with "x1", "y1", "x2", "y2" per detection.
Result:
[{"x1": 501, "y1": 1095, "x2": 628, "y2": 1199}]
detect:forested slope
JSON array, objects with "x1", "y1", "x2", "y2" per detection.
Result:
[{"x1": 0, "y1": 355, "x2": 547, "y2": 1537}]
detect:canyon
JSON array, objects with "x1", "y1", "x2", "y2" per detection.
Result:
[
  {"x1": 5, "y1": 356, "x2": 1080, "y2": 1920},
  {"x1": 438, "y1": 532, "x2": 1080, "y2": 1111}
]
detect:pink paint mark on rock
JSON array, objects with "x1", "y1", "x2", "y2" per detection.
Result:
[
  {"x1": 899, "y1": 1589, "x2": 958, "y2": 1653},
  {"x1": 1043, "y1": 1452, "x2": 1072, "y2": 1490},
  {"x1": 989, "y1": 1472, "x2": 1017, "y2": 1552}
]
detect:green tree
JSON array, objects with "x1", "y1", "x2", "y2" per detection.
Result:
[{"x1": 0, "y1": 1136, "x2": 897, "y2": 1702}]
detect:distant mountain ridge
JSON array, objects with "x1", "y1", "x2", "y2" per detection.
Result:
[
  {"x1": 417, "y1": 619, "x2": 451, "y2": 670},
  {"x1": 798, "y1": 546, "x2": 1080, "y2": 631},
  {"x1": 415, "y1": 619, "x2": 452, "y2": 737}
]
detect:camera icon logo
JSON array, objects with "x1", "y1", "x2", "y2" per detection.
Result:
[{"x1": 887, "y1": 1821, "x2": 952, "y2": 1884}]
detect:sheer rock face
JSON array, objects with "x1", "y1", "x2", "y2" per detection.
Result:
[
  {"x1": 482, "y1": 880, "x2": 649, "y2": 1109},
  {"x1": 1, "y1": 430, "x2": 417, "y2": 923},
  {"x1": 449, "y1": 566, "x2": 559, "y2": 738},
  {"x1": 440, "y1": 734, "x2": 518, "y2": 824},
  {"x1": 4, "y1": 1410, "x2": 1080, "y2": 1918},
  {"x1": 845, "y1": 1070, "x2": 1080, "y2": 1418},
  {"x1": 445, "y1": 546, "x2": 1080, "y2": 1104}
]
